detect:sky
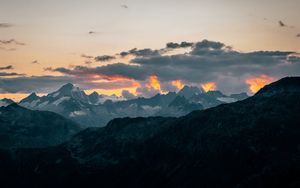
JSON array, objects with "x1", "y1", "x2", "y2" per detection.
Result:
[{"x1": 0, "y1": 0, "x2": 300, "y2": 101}]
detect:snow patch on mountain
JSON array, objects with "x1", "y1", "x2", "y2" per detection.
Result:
[
  {"x1": 141, "y1": 105, "x2": 162, "y2": 113},
  {"x1": 53, "y1": 97, "x2": 70, "y2": 106},
  {"x1": 52, "y1": 92, "x2": 60, "y2": 98},
  {"x1": 217, "y1": 97, "x2": 237, "y2": 103},
  {"x1": 69, "y1": 110, "x2": 87, "y2": 117},
  {"x1": 38, "y1": 101, "x2": 49, "y2": 108}
]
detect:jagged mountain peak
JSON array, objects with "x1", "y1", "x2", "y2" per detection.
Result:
[
  {"x1": 178, "y1": 85, "x2": 204, "y2": 99},
  {"x1": 89, "y1": 91, "x2": 99, "y2": 97},
  {"x1": 1, "y1": 103, "x2": 26, "y2": 111},
  {"x1": 19, "y1": 92, "x2": 40, "y2": 103},
  {"x1": 0, "y1": 98, "x2": 15, "y2": 103},
  {"x1": 0, "y1": 98, "x2": 15, "y2": 107},
  {"x1": 48, "y1": 83, "x2": 89, "y2": 102},
  {"x1": 61, "y1": 83, "x2": 74, "y2": 89},
  {"x1": 57, "y1": 83, "x2": 80, "y2": 93}
]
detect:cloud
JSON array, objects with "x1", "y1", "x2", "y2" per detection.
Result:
[
  {"x1": 0, "y1": 47, "x2": 16, "y2": 51},
  {"x1": 0, "y1": 23, "x2": 13, "y2": 28},
  {"x1": 0, "y1": 75, "x2": 138, "y2": 93},
  {"x1": 81, "y1": 54, "x2": 94, "y2": 59},
  {"x1": 31, "y1": 60, "x2": 39, "y2": 64},
  {"x1": 0, "y1": 39, "x2": 25, "y2": 45},
  {"x1": 46, "y1": 39, "x2": 300, "y2": 95},
  {"x1": 0, "y1": 76, "x2": 76, "y2": 93},
  {"x1": 120, "y1": 48, "x2": 161, "y2": 57},
  {"x1": 279, "y1": 20, "x2": 286, "y2": 27},
  {"x1": 0, "y1": 72, "x2": 25, "y2": 77},
  {"x1": 94, "y1": 41, "x2": 193, "y2": 61},
  {"x1": 166, "y1": 41, "x2": 194, "y2": 49},
  {"x1": 121, "y1": 4, "x2": 128, "y2": 9},
  {"x1": 45, "y1": 63, "x2": 148, "y2": 81},
  {"x1": 0, "y1": 65, "x2": 13, "y2": 70},
  {"x1": 84, "y1": 60, "x2": 93, "y2": 65},
  {"x1": 95, "y1": 55, "x2": 116, "y2": 62},
  {"x1": 3, "y1": 40, "x2": 300, "y2": 95},
  {"x1": 278, "y1": 20, "x2": 295, "y2": 29},
  {"x1": 88, "y1": 31, "x2": 104, "y2": 35}
]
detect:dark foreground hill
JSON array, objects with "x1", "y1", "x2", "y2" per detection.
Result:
[
  {"x1": 0, "y1": 77, "x2": 300, "y2": 188},
  {"x1": 0, "y1": 103, "x2": 81, "y2": 148}
]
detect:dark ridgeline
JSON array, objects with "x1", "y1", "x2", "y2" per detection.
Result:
[
  {"x1": 0, "y1": 77, "x2": 300, "y2": 187},
  {"x1": 0, "y1": 103, "x2": 81, "y2": 148}
]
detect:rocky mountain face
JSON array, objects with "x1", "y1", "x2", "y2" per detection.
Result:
[
  {"x1": 0, "y1": 103, "x2": 81, "y2": 148},
  {"x1": 0, "y1": 77, "x2": 299, "y2": 187},
  {"x1": 17, "y1": 83, "x2": 247, "y2": 127}
]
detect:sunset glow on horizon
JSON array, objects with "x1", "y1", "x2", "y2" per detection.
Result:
[
  {"x1": 171, "y1": 80, "x2": 185, "y2": 90},
  {"x1": 201, "y1": 82, "x2": 217, "y2": 92},
  {"x1": 147, "y1": 75, "x2": 161, "y2": 91},
  {"x1": 246, "y1": 75, "x2": 274, "y2": 94}
]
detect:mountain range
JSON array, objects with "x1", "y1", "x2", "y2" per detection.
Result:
[
  {"x1": 0, "y1": 77, "x2": 299, "y2": 187},
  {"x1": 16, "y1": 83, "x2": 248, "y2": 127}
]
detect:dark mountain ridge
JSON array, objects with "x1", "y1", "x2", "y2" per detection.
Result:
[
  {"x1": 0, "y1": 77, "x2": 299, "y2": 187},
  {"x1": 0, "y1": 103, "x2": 81, "y2": 148}
]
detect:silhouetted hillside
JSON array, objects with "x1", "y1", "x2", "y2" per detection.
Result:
[
  {"x1": 0, "y1": 77, "x2": 299, "y2": 188},
  {"x1": 0, "y1": 103, "x2": 81, "y2": 148}
]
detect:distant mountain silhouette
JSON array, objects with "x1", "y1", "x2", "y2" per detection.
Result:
[
  {"x1": 0, "y1": 103, "x2": 81, "y2": 148},
  {"x1": 17, "y1": 83, "x2": 247, "y2": 127},
  {"x1": 0, "y1": 77, "x2": 299, "y2": 187}
]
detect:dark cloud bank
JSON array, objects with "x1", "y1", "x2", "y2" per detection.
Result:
[{"x1": 1, "y1": 40, "x2": 300, "y2": 95}]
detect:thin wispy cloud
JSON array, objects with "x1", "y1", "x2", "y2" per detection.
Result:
[
  {"x1": 0, "y1": 47, "x2": 16, "y2": 51},
  {"x1": 121, "y1": 4, "x2": 128, "y2": 9},
  {"x1": 279, "y1": 20, "x2": 286, "y2": 27},
  {"x1": 95, "y1": 55, "x2": 116, "y2": 62},
  {"x1": 166, "y1": 42, "x2": 194, "y2": 49},
  {"x1": 88, "y1": 31, "x2": 104, "y2": 35},
  {"x1": 88, "y1": 31, "x2": 97, "y2": 34},
  {"x1": 31, "y1": 60, "x2": 39, "y2": 64},
  {"x1": 85, "y1": 60, "x2": 93, "y2": 65},
  {"x1": 0, "y1": 23, "x2": 13, "y2": 28},
  {"x1": 81, "y1": 54, "x2": 94, "y2": 59},
  {"x1": 120, "y1": 48, "x2": 161, "y2": 57},
  {"x1": 0, "y1": 65, "x2": 13, "y2": 70},
  {"x1": 0, "y1": 39, "x2": 25, "y2": 46},
  {"x1": 278, "y1": 20, "x2": 295, "y2": 29},
  {"x1": 0, "y1": 72, "x2": 25, "y2": 77}
]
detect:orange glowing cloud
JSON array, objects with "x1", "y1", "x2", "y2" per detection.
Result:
[
  {"x1": 171, "y1": 80, "x2": 184, "y2": 90},
  {"x1": 201, "y1": 82, "x2": 217, "y2": 92},
  {"x1": 147, "y1": 75, "x2": 161, "y2": 91},
  {"x1": 246, "y1": 75, "x2": 274, "y2": 93}
]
